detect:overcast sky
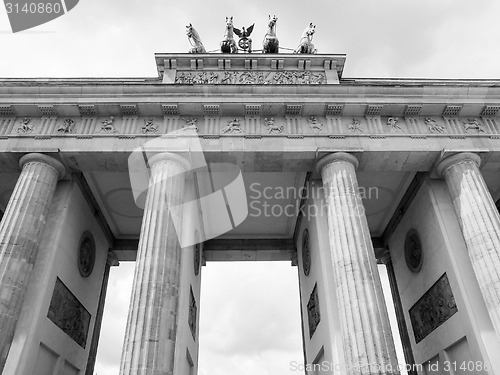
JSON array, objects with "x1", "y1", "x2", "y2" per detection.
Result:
[{"x1": 1, "y1": 1, "x2": 500, "y2": 374}]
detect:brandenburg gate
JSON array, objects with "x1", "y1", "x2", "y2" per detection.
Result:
[{"x1": 1, "y1": 25, "x2": 500, "y2": 375}]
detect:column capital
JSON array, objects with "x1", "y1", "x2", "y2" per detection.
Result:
[
  {"x1": 19, "y1": 153, "x2": 66, "y2": 180},
  {"x1": 147, "y1": 152, "x2": 190, "y2": 171},
  {"x1": 315, "y1": 152, "x2": 359, "y2": 176},
  {"x1": 435, "y1": 152, "x2": 481, "y2": 177}
]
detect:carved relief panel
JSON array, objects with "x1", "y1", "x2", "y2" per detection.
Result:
[
  {"x1": 47, "y1": 278, "x2": 91, "y2": 348},
  {"x1": 409, "y1": 273, "x2": 458, "y2": 343},
  {"x1": 307, "y1": 283, "x2": 321, "y2": 338}
]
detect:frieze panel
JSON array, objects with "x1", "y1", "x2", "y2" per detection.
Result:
[
  {"x1": 174, "y1": 70, "x2": 327, "y2": 85},
  {"x1": 0, "y1": 115, "x2": 497, "y2": 138},
  {"x1": 188, "y1": 286, "x2": 197, "y2": 339},
  {"x1": 409, "y1": 273, "x2": 458, "y2": 343},
  {"x1": 47, "y1": 278, "x2": 91, "y2": 348},
  {"x1": 307, "y1": 283, "x2": 320, "y2": 338}
]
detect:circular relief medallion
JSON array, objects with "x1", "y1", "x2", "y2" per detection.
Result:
[
  {"x1": 78, "y1": 232, "x2": 95, "y2": 278},
  {"x1": 194, "y1": 231, "x2": 201, "y2": 276},
  {"x1": 404, "y1": 229, "x2": 423, "y2": 273},
  {"x1": 302, "y1": 229, "x2": 311, "y2": 276}
]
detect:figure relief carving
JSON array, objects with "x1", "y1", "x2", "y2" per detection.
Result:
[
  {"x1": 222, "y1": 119, "x2": 244, "y2": 134},
  {"x1": 100, "y1": 116, "x2": 117, "y2": 133},
  {"x1": 308, "y1": 116, "x2": 323, "y2": 133},
  {"x1": 307, "y1": 283, "x2": 320, "y2": 338},
  {"x1": 58, "y1": 118, "x2": 76, "y2": 133},
  {"x1": 262, "y1": 15, "x2": 279, "y2": 54},
  {"x1": 17, "y1": 117, "x2": 33, "y2": 133},
  {"x1": 221, "y1": 16, "x2": 238, "y2": 53},
  {"x1": 294, "y1": 23, "x2": 316, "y2": 54},
  {"x1": 186, "y1": 23, "x2": 206, "y2": 54},
  {"x1": 425, "y1": 117, "x2": 445, "y2": 133},
  {"x1": 463, "y1": 118, "x2": 485, "y2": 133},
  {"x1": 264, "y1": 117, "x2": 284, "y2": 134},
  {"x1": 409, "y1": 273, "x2": 458, "y2": 343},
  {"x1": 182, "y1": 118, "x2": 199, "y2": 132},
  {"x1": 188, "y1": 287, "x2": 198, "y2": 339},
  {"x1": 175, "y1": 70, "x2": 326, "y2": 85},
  {"x1": 142, "y1": 118, "x2": 158, "y2": 133},
  {"x1": 387, "y1": 117, "x2": 403, "y2": 131},
  {"x1": 347, "y1": 119, "x2": 363, "y2": 133}
]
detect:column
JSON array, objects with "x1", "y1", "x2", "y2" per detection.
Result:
[
  {"x1": 120, "y1": 152, "x2": 190, "y2": 375},
  {"x1": 85, "y1": 251, "x2": 119, "y2": 375},
  {"x1": 316, "y1": 152, "x2": 399, "y2": 375},
  {"x1": 0, "y1": 153, "x2": 65, "y2": 371},
  {"x1": 436, "y1": 152, "x2": 500, "y2": 336}
]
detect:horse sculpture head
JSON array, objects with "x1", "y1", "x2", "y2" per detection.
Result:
[
  {"x1": 268, "y1": 14, "x2": 278, "y2": 28},
  {"x1": 186, "y1": 23, "x2": 196, "y2": 39},
  {"x1": 225, "y1": 16, "x2": 234, "y2": 31},
  {"x1": 304, "y1": 23, "x2": 316, "y2": 39}
]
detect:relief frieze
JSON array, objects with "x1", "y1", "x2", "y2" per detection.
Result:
[
  {"x1": 174, "y1": 70, "x2": 327, "y2": 85},
  {"x1": 0, "y1": 116, "x2": 497, "y2": 138},
  {"x1": 409, "y1": 273, "x2": 458, "y2": 343},
  {"x1": 47, "y1": 277, "x2": 91, "y2": 348}
]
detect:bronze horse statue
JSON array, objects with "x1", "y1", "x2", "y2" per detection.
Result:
[
  {"x1": 186, "y1": 23, "x2": 206, "y2": 53},
  {"x1": 263, "y1": 15, "x2": 279, "y2": 54},
  {"x1": 295, "y1": 23, "x2": 317, "y2": 54},
  {"x1": 221, "y1": 16, "x2": 238, "y2": 53}
]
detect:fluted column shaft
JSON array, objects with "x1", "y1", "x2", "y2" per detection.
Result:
[
  {"x1": 120, "y1": 153, "x2": 189, "y2": 375},
  {"x1": 0, "y1": 153, "x2": 65, "y2": 371},
  {"x1": 437, "y1": 152, "x2": 500, "y2": 336},
  {"x1": 316, "y1": 153, "x2": 399, "y2": 375}
]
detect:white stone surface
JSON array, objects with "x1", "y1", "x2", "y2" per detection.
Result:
[
  {"x1": 316, "y1": 152, "x2": 400, "y2": 375},
  {"x1": 0, "y1": 153, "x2": 64, "y2": 372},
  {"x1": 120, "y1": 153, "x2": 189, "y2": 375},
  {"x1": 437, "y1": 153, "x2": 500, "y2": 338}
]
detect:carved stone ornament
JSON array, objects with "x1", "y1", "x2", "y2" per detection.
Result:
[
  {"x1": 463, "y1": 118, "x2": 485, "y2": 133},
  {"x1": 78, "y1": 231, "x2": 96, "y2": 278},
  {"x1": 175, "y1": 70, "x2": 326, "y2": 85},
  {"x1": 347, "y1": 118, "x2": 363, "y2": 133},
  {"x1": 100, "y1": 116, "x2": 117, "y2": 133},
  {"x1": 222, "y1": 119, "x2": 243, "y2": 134},
  {"x1": 387, "y1": 117, "x2": 402, "y2": 131},
  {"x1": 17, "y1": 117, "x2": 33, "y2": 133},
  {"x1": 58, "y1": 118, "x2": 76, "y2": 133},
  {"x1": 302, "y1": 229, "x2": 311, "y2": 276},
  {"x1": 182, "y1": 118, "x2": 199, "y2": 132},
  {"x1": 307, "y1": 283, "x2": 320, "y2": 338},
  {"x1": 425, "y1": 117, "x2": 445, "y2": 133},
  {"x1": 264, "y1": 117, "x2": 283, "y2": 134},
  {"x1": 47, "y1": 277, "x2": 91, "y2": 348},
  {"x1": 188, "y1": 286, "x2": 198, "y2": 339},
  {"x1": 409, "y1": 273, "x2": 458, "y2": 343},
  {"x1": 142, "y1": 118, "x2": 158, "y2": 133},
  {"x1": 308, "y1": 116, "x2": 323, "y2": 133},
  {"x1": 404, "y1": 229, "x2": 423, "y2": 273}
]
